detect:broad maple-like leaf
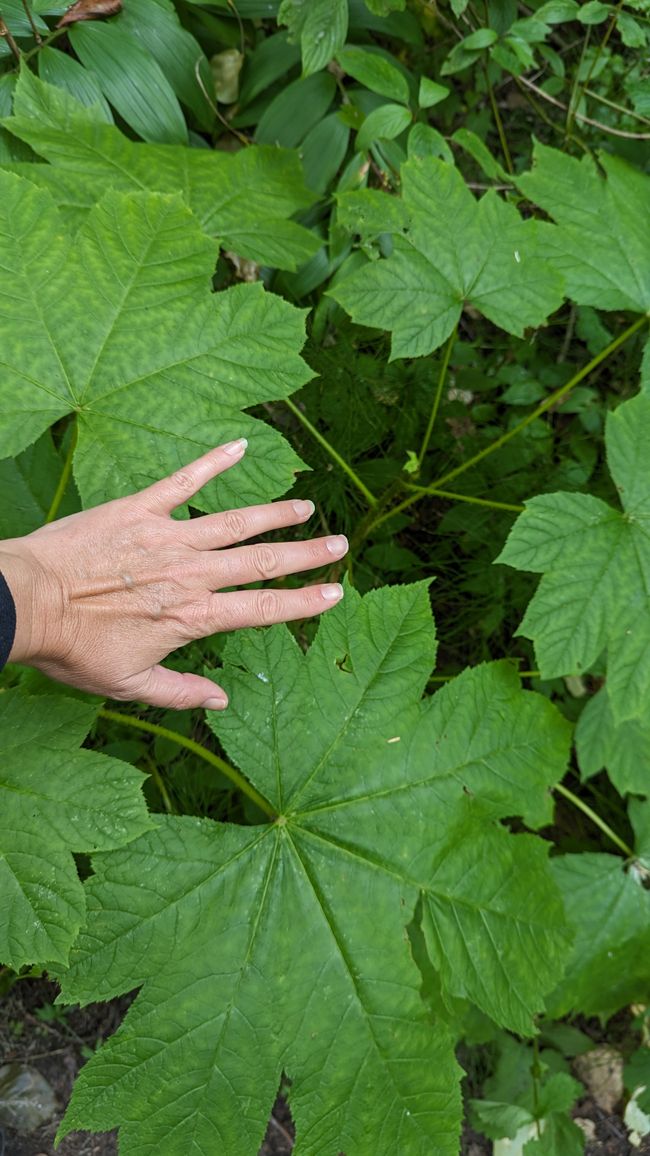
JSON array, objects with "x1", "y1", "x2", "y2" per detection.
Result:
[
  {"x1": 547, "y1": 851, "x2": 650, "y2": 1019},
  {"x1": 330, "y1": 157, "x2": 564, "y2": 358},
  {"x1": 0, "y1": 169, "x2": 310, "y2": 509},
  {"x1": 3, "y1": 70, "x2": 319, "y2": 270},
  {"x1": 498, "y1": 393, "x2": 650, "y2": 724},
  {"x1": 518, "y1": 141, "x2": 650, "y2": 315},
  {"x1": 57, "y1": 584, "x2": 570, "y2": 1156},
  {"x1": 0, "y1": 691, "x2": 151, "y2": 969}
]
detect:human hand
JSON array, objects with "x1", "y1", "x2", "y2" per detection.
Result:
[{"x1": 0, "y1": 439, "x2": 348, "y2": 710}]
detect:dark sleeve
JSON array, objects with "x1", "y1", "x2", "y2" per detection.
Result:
[{"x1": 0, "y1": 570, "x2": 17, "y2": 672}]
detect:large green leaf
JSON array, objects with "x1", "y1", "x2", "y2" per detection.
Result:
[
  {"x1": 3, "y1": 70, "x2": 318, "y2": 269},
  {"x1": 518, "y1": 141, "x2": 650, "y2": 315},
  {"x1": 330, "y1": 156, "x2": 564, "y2": 358},
  {"x1": 0, "y1": 170, "x2": 310, "y2": 509},
  {"x1": 0, "y1": 691, "x2": 151, "y2": 969},
  {"x1": 57, "y1": 584, "x2": 570, "y2": 1155},
  {"x1": 547, "y1": 851, "x2": 650, "y2": 1019},
  {"x1": 498, "y1": 393, "x2": 650, "y2": 723}
]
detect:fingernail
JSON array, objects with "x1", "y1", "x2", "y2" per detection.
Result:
[
  {"x1": 326, "y1": 535, "x2": 348, "y2": 556},
  {"x1": 292, "y1": 499, "x2": 315, "y2": 518},
  {"x1": 222, "y1": 438, "x2": 248, "y2": 457},
  {"x1": 322, "y1": 583, "x2": 344, "y2": 602},
  {"x1": 204, "y1": 696, "x2": 228, "y2": 710}
]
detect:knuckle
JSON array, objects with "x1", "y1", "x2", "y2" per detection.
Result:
[
  {"x1": 254, "y1": 589, "x2": 282, "y2": 625},
  {"x1": 222, "y1": 510, "x2": 248, "y2": 541},
  {"x1": 251, "y1": 544, "x2": 280, "y2": 580},
  {"x1": 181, "y1": 600, "x2": 209, "y2": 639},
  {"x1": 168, "y1": 683, "x2": 195, "y2": 711},
  {"x1": 171, "y1": 469, "x2": 195, "y2": 494}
]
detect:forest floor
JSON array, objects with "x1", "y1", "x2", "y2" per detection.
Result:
[{"x1": 1, "y1": 979, "x2": 648, "y2": 1156}]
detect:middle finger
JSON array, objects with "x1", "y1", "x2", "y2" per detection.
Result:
[{"x1": 203, "y1": 534, "x2": 349, "y2": 589}]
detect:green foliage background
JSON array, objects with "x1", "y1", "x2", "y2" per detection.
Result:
[{"x1": 0, "y1": 0, "x2": 649, "y2": 1152}]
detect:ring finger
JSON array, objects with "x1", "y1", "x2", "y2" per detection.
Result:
[
  {"x1": 204, "y1": 534, "x2": 349, "y2": 589},
  {"x1": 185, "y1": 498, "x2": 316, "y2": 550}
]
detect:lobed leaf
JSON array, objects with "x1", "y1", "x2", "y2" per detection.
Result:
[
  {"x1": 0, "y1": 691, "x2": 151, "y2": 969},
  {"x1": 57, "y1": 585, "x2": 571, "y2": 1154},
  {"x1": 3, "y1": 70, "x2": 319, "y2": 269},
  {"x1": 331, "y1": 156, "x2": 564, "y2": 358},
  {"x1": 518, "y1": 140, "x2": 650, "y2": 316},
  {"x1": 0, "y1": 170, "x2": 310, "y2": 509},
  {"x1": 498, "y1": 393, "x2": 650, "y2": 723}
]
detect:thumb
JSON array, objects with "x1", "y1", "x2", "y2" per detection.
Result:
[{"x1": 129, "y1": 664, "x2": 228, "y2": 711}]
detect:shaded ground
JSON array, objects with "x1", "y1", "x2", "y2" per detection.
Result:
[{"x1": 1, "y1": 979, "x2": 648, "y2": 1155}]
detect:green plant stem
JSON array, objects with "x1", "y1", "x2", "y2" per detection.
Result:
[
  {"x1": 20, "y1": 0, "x2": 40, "y2": 43},
  {"x1": 45, "y1": 421, "x2": 77, "y2": 524},
  {"x1": 484, "y1": 62, "x2": 513, "y2": 174},
  {"x1": 144, "y1": 755, "x2": 175, "y2": 815},
  {"x1": 532, "y1": 1035, "x2": 542, "y2": 1138},
  {"x1": 404, "y1": 485, "x2": 524, "y2": 513},
  {"x1": 584, "y1": 85, "x2": 650, "y2": 126},
  {"x1": 283, "y1": 396, "x2": 378, "y2": 507},
  {"x1": 21, "y1": 24, "x2": 66, "y2": 61},
  {"x1": 567, "y1": 0, "x2": 624, "y2": 136},
  {"x1": 417, "y1": 323, "x2": 457, "y2": 470},
  {"x1": 555, "y1": 782, "x2": 634, "y2": 859},
  {"x1": 98, "y1": 708, "x2": 278, "y2": 820},
  {"x1": 363, "y1": 314, "x2": 647, "y2": 537},
  {"x1": 0, "y1": 14, "x2": 21, "y2": 61}
]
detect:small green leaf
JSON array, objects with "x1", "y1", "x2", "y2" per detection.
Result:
[
  {"x1": 255, "y1": 70, "x2": 336, "y2": 146},
  {"x1": 576, "y1": 686, "x2": 650, "y2": 796},
  {"x1": 300, "y1": 112, "x2": 349, "y2": 193},
  {"x1": 68, "y1": 21, "x2": 188, "y2": 144},
  {"x1": 408, "y1": 122, "x2": 454, "y2": 162},
  {"x1": 577, "y1": 0, "x2": 610, "y2": 22},
  {"x1": 547, "y1": 852, "x2": 650, "y2": 1018},
  {"x1": 452, "y1": 127, "x2": 508, "y2": 180},
  {"x1": 279, "y1": 0, "x2": 348, "y2": 75},
  {"x1": 0, "y1": 691, "x2": 151, "y2": 969},
  {"x1": 357, "y1": 102, "x2": 412, "y2": 151},
  {"x1": 0, "y1": 432, "x2": 78, "y2": 537},
  {"x1": 338, "y1": 44, "x2": 410, "y2": 104},
  {"x1": 616, "y1": 10, "x2": 646, "y2": 47},
  {"x1": 418, "y1": 76, "x2": 449, "y2": 108}
]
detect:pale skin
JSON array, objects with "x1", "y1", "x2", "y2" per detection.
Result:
[{"x1": 0, "y1": 438, "x2": 348, "y2": 710}]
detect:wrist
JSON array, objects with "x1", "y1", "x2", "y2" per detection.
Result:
[{"x1": 0, "y1": 541, "x2": 42, "y2": 665}]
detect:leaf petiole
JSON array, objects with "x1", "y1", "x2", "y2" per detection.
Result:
[
  {"x1": 98, "y1": 707, "x2": 278, "y2": 820},
  {"x1": 554, "y1": 781, "x2": 634, "y2": 859}
]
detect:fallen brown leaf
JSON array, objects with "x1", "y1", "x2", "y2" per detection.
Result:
[{"x1": 57, "y1": 0, "x2": 122, "y2": 29}]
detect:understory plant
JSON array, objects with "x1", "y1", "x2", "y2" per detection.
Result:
[{"x1": 0, "y1": 1, "x2": 649, "y2": 1153}]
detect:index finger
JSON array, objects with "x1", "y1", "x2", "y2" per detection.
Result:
[{"x1": 137, "y1": 439, "x2": 248, "y2": 515}]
